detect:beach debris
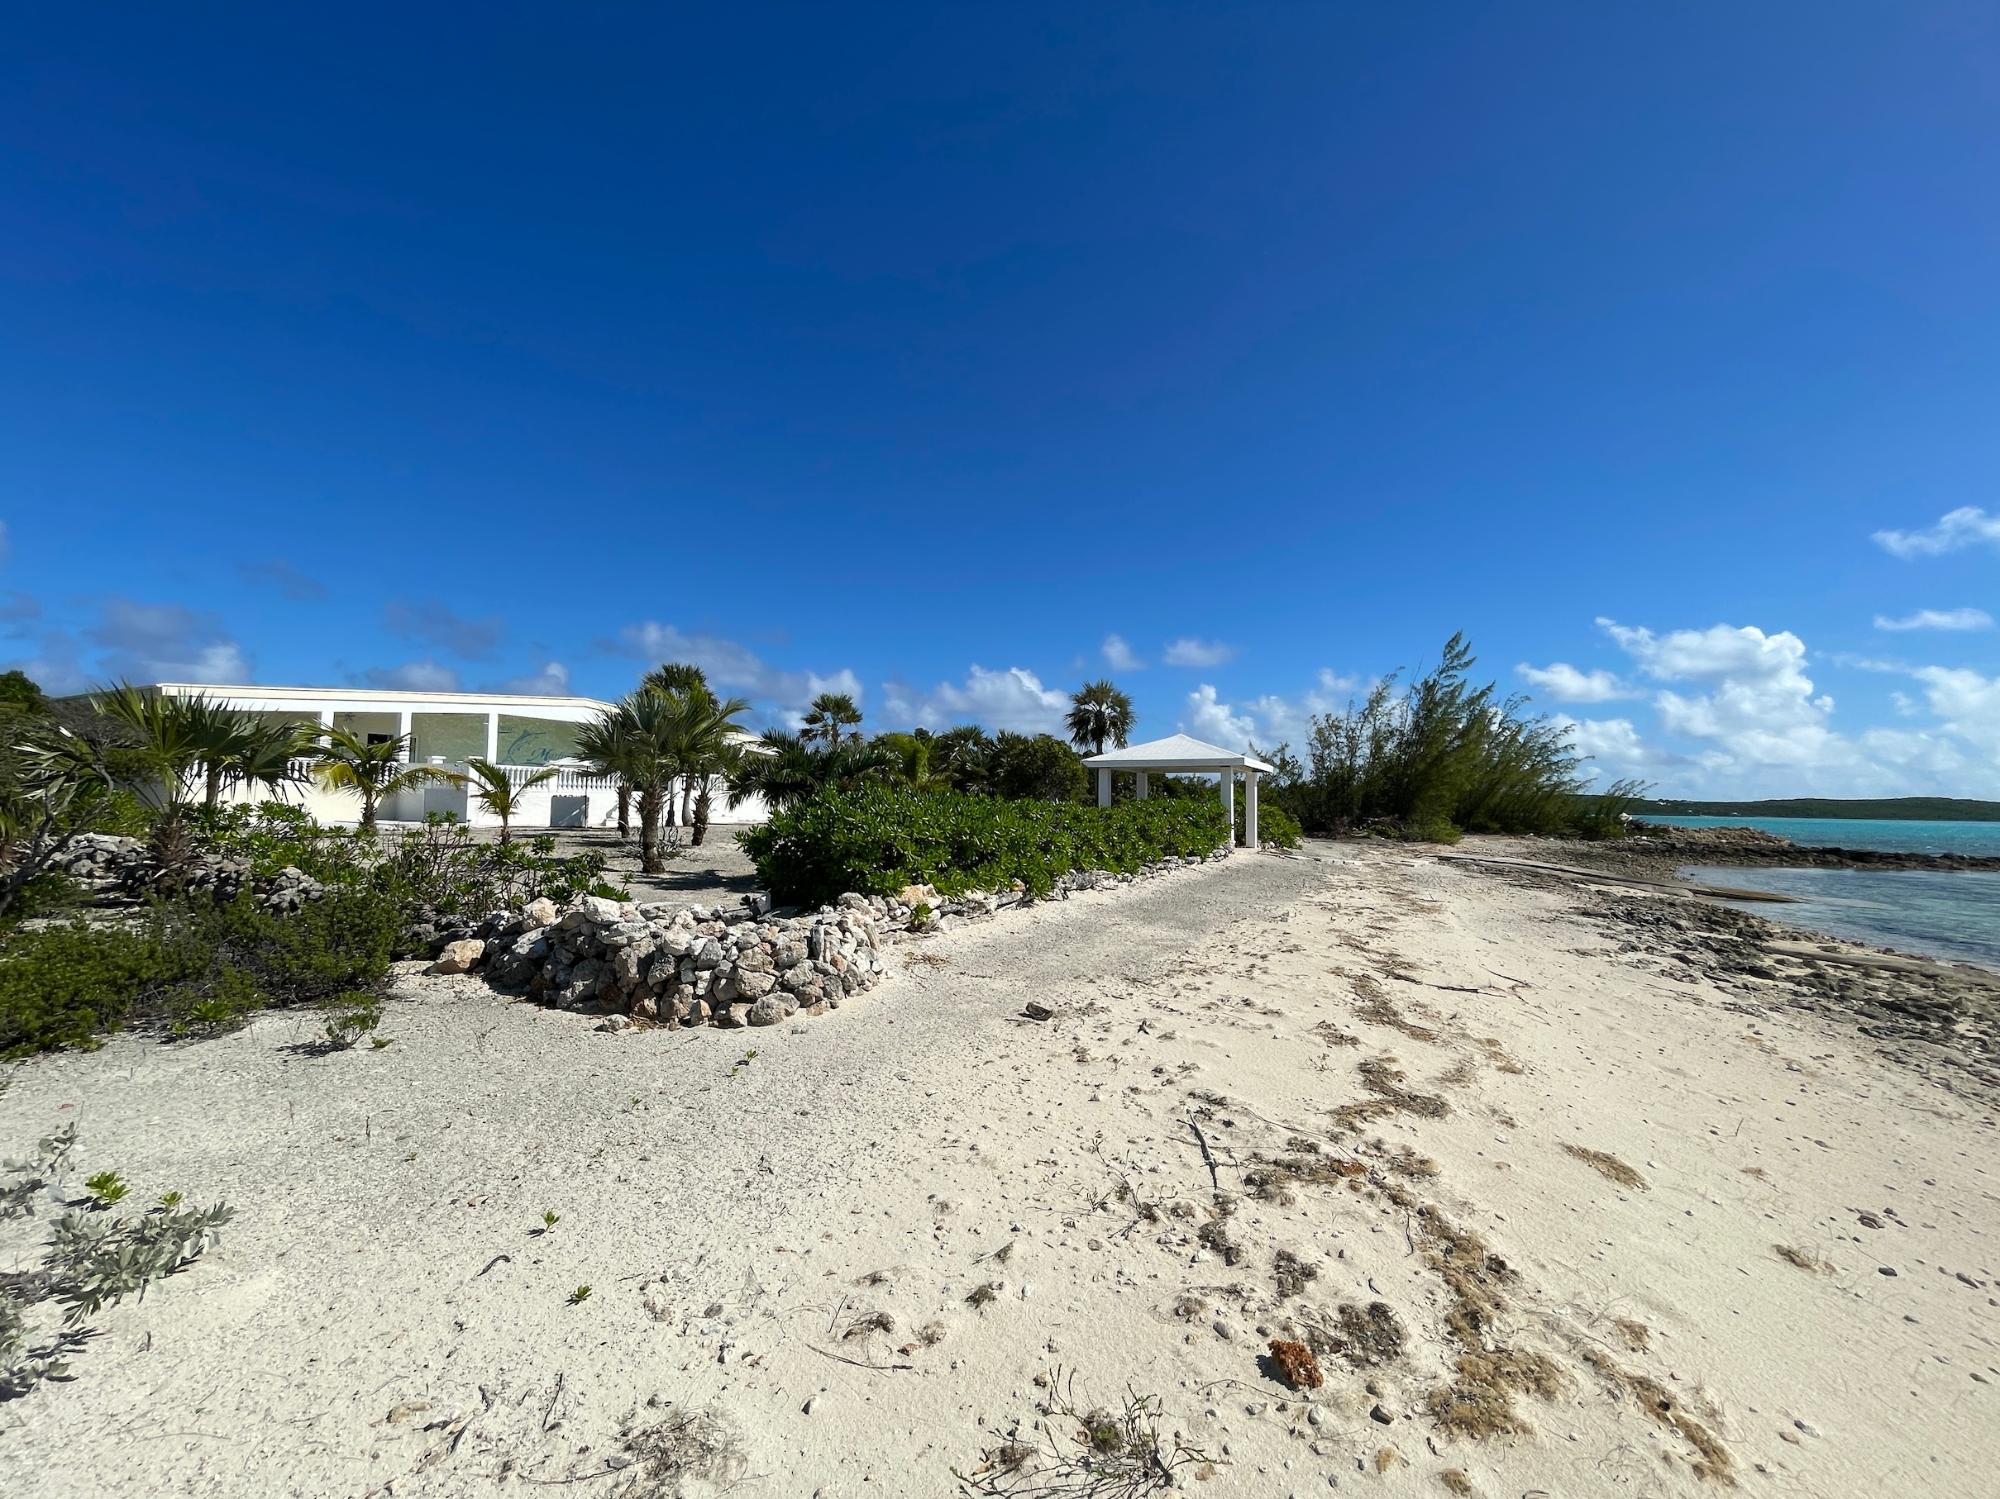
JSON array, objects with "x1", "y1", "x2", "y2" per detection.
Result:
[
  {"x1": 1022, "y1": 1002, "x2": 1056, "y2": 1021},
  {"x1": 1333, "y1": 1300, "x2": 1408, "y2": 1367},
  {"x1": 1774, "y1": 1244, "x2": 1835, "y2": 1274},
  {"x1": 966, "y1": 1281, "x2": 1005, "y2": 1310},
  {"x1": 954, "y1": 1368, "x2": 1220, "y2": 1495},
  {"x1": 1560, "y1": 1144, "x2": 1648, "y2": 1190},
  {"x1": 1440, "y1": 1470, "x2": 1475, "y2": 1495},
  {"x1": 1267, "y1": 1338, "x2": 1324, "y2": 1391},
  {"x1": 1272, "y1": 1248, "x2": 1318, "y2": 1299}
]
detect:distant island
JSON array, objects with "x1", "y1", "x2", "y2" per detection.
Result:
[{"x1": 1629, "y1": 796, "x2": 2000, "y2": 823}]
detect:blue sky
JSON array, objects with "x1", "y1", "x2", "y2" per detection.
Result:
[{"x1": 4, "y1": 3, "x2": 1998, "y2": 796}]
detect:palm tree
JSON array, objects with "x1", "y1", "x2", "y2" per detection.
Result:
[
  {"x1": 573, "y1": 711, "x2": 635, "y2": 839},
  {"x1": 456, "y1": 757, "x2": 557, "y2": 844},
  {"x1": 641, "y1": 662, "x2": 718, "y2": 825},
  {"x1": 728, "y1": 729, "x2": 896, "y2": 813},
  {"x1": 589, "y1": 689, "x2": 752, "y2": 871},
  {"x1": 313, "y1": 727, "x2": 456, "y2": 830},
  {"x1": 196, "y1": 714, "x2": 314, "y2": 808},
  {"x1": 876, "y1": 732, "x2": 953, "y2": 792},
  {"x1": 672, "y1": 695, "x2": 751, "y2": 846},
  {"x1": 801, "y1": 692, "x2": 862, "y2": 748},
  {"x1": 1066, "y1": 680, "x2": 1135, "y2": 756}
]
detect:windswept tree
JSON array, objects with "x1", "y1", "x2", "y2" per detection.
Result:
[
  {"x1": 313, "y1": 727, "x2": 457, "y2": 830},
  {"x1": 1065, "y1": 680, "x2": 1135, "y2": 756},
  {"x1": 455, "y1": 757, "x2": 558, "y2": 844},
  {"x1": 801, "y1": 692, "x2": 862, "y2": 748}
]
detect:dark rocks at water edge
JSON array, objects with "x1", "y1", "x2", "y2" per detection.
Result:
[
  {"x1": 54, "y1": 833, "x2": 324, "y2": 912},
  {"x1": 1619, "y1": 821, "x2": 2000, "y2": 873}
]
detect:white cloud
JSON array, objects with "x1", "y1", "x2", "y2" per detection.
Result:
[
  {"x1": 1163, "y1": 637, "x2": 1235, "y2": 668},
  {"x1": 1873, "y1": 607, "x2": 1993, "y2": 632},
  {"x1": 360, "y1": 660, "x2": 461, "y2": 692},
  {"x1": 1909, "y1": 665, "x2": 2000, "y2": 745},
  {"x1": 1873, "y1": 506, "x2": 2000, "y2": 559},
  {"x1": 1557, "y1": 715, "x2": 1664, "y2": 780},
  {"x1": 1101, "y1": 634, "x2": 1142, "y2": 671},
  {"x1": 1174, "y1": 668, "x2": 1363, "y2": 752},
  {"x1": 492, "y1": 660, "x2": 571, "y2": 695},
  {"x1": 609, "y1": 620, "x2": 860, "y2": 721},
  {"x1": 88, "y1": 599, "x2": 250, "y2": 684},
  {"x1": 1182, "y1": 685, "x2": 1258, "y2": 749},
  {"x1": 881, "y1": 665, "x2": 1070, "y2": 735},
  {"x1": 1516, "y1": 661, "x2": 1634, "y2": 703}
]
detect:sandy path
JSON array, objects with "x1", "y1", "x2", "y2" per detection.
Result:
[{"x1": 1, "y1": 843, "x2": 1994, "y2": 1497}]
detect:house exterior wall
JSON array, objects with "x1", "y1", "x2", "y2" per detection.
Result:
[{"x1": 141, "y1": 683, "x2": 773, "y2": 832}]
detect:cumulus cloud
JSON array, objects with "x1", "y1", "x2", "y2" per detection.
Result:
[
  {"x1": 1181, "y1": 684, "x2": 1258, "y2": 748},
  {"x1": 1872, "y1": 506, "x2": 2000, "y2": 559},
  {"x1": 239, "y1": 559, "x2": 329, "y2": 602},
  {"x1": 88, "y1": 599, "x2": 250, "y2": 684},
  {"x1": 1163, "y1": 637, "x2": 1235, "y2": 668},
  {"x1": 1101, "y1": 634, "x2": 1142, "y2": 671},
  {"x1": 1873, "y1": 607, "x2": 1993, "y2": 633},
  {"x1": 880, "y1": 665, "x2": 1069, "y2": 735},
  {"x1": 1175, "y1": 668, "x2": 1363, "y2": 752},
  {"x1": 360, "y1": 660, "x2": 461, "y2": 692},
  {"x1": 1516, "y1": 661, "x2": 1634, "y2": 703},
  {"x1": 385, "y1": 598, "x2": 504, "y2": 659},
  {"x1": 607, "y1": 620, "x2": 861, "y2": 723}
]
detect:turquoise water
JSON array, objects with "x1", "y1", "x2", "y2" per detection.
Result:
[
  {"x1": 1645, "y1": 815, "x2": 2000, "y2": 857},
  {"x1": 1681, "y1": 864, "x2": 2000, "y2": 971}
]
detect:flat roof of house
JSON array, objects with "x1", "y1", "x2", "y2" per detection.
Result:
[
  {"x1": 1082, "y1": 732, "x2": 1276, "y2": 774},
  {"x1": 142, "y1": 682, "x2": 618, "y2": 713}
]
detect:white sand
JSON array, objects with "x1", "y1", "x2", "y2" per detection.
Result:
[{"x1": 1, "y1": 842, "x2": 1994, "y2": 1497}]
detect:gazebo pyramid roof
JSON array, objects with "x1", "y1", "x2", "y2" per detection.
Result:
[{"x1": 1081, "y1": 733, "x2": 1274, "y2": 774}]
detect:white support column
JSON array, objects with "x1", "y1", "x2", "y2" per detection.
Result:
[
  {"x1": 1246, "y1": 770, "x2": 1260, "y2": 848},
  {"x1": 1219, "y1": 767, "x2": 1234, "y2": 844},
  {"x1": 485, "y1": 710, "x2": 500, "y2": 764},
  {"x1": 1096, "y1": 767, "x2": 1112, "y2": 807},
  {"x1": 1135, "y1": 770, "x2": 1149, "y2": 801},
  {"x1": 397, "y1": 710, "x2": 413, "y2": 760}
]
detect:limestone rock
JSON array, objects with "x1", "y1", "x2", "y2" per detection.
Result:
[{"x1": 426, "y1": 938, "x2": 485, "y2": 975}]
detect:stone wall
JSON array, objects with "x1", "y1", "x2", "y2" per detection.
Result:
[
  {"x1": 431, "y1": 847, "x2": 1234, "y2": 1030},
  {"x1": 54, "y1": 833, "x2": 324, "y2": 912}
]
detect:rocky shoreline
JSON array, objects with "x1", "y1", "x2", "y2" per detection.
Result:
[
  {"x1": 1455, "y1": 838, "x2": 2000, "y2": 1101},
  {"x1": 1574, "y1": 820, "x2": 2000, "y2": 875}
]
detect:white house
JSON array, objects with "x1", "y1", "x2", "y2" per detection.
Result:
[{"x1": 129, "y1": 683, "x2": 771, "y2": 829}]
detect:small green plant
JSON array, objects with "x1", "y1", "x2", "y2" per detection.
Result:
[
  {"x1": 536, "y1": 1209, "x2": 560, "y2": 1234},
  {"x1": 157, "y1": 1191, "x2": 183, "y2": 1209},
  {"x1": 728, "y1": 1049, "x2": 759, "y2": 1079},
  {"x1": 83, "y1": 1171, "x2": 128, "y2": 1207},
  {"x1": 321, "y1": 993, "x2": 383, "y2": 1050},
  {"x1": 567, "y1": 1284, "x2": 592, "y2": 1305},
  {"x1": 369, "y1": 1034, "x2": 392, "y2": 1049}
]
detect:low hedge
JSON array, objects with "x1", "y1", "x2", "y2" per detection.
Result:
[
  {"x1": 0, "y1": 887, "x2": 403, "y2": 1058},
  {"x1": 741, "y1": 785, "x2": 1230, "y2": 908}
]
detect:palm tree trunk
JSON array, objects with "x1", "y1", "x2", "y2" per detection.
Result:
[
  {"x1": 204, "y1": 763, "x2": 224, "y2": 808},
  {"x1": 361, "y1": 789, "x2": 378, "y2": 830},
  {"x1": 499, "y1": 809, "x2": 511, "y2": 845},
  {"x1": 692, "y1": 780, "x2": 711, "y2": 846},
  {"x1": 638, "y1": 789, "x2": 664, "y2": 874},
  {"x1": 616, "y1": 784, "x2": 631, "y2": 839}
]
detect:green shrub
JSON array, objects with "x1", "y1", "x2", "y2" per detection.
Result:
[
  {"x1": 321, "y1": 992, "x2": 383, "y2": 1050},
  {"x1": 741, "y1": 785, "x2": 1228, "y2": 908},
  {"x1": 0, "y1": 922, "x2": 171, "y2": 1057},
  {"x1": 1245, "y1": 801, "x2": 1303, "y2": 849},
  {"x1": 0, "y1": 884, "x2": 404, "y2": 1057}
]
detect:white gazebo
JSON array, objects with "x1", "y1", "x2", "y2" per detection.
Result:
[{"x1": 1080, "y1": 733, "x2": 1276, "y2": 847}]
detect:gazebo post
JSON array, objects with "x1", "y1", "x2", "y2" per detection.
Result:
[
  {"x1": 1135, "y1": 771, "x2": 1149, "y2": 801},
  {"x1": 1218, "y1": 766, "x2": 1234, "y2": 844},
  {"x1": 1096, "y1": 767, "x2": 1112, "y2": 807},
  {"x1": 1246, "y1": 770, "x2": 1260, "y2": 848}
]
